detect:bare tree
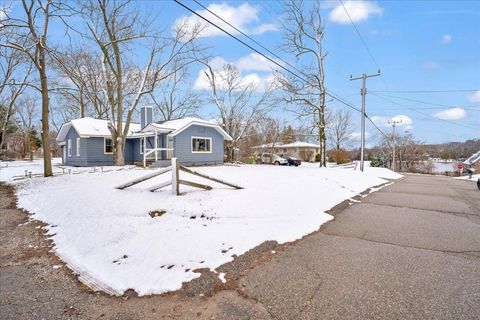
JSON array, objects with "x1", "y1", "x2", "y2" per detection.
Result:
[
  {"x1": 378, "y1": 132, "x2": 426, "y2": 172},
  {"x1": 0, "y1": 44, "x2": 33, "y2": 154},
  {"x1": 0, "y1": 0, "x2": 70, "y2": 176},
  {"x1": 276, "y1": 0, "x2": 328, "y2": 167},
  {"x1": 203, "y1": 63, "x2": 273, "y2": 162},
  {"x1": 79, "y1": 0, "x2": 203, "y2": 165},
  {"x1": 327, "y1": 109, "x2": 354, "y2": 150},
  {"x1": 149, "y1": 61, "x2": 200, "y2": 121},
  {"x1": 15, "y1": 95, "x2": 39, "y2": 161},
  {"x1": 52, "y1": 47, "x2": 109, "y2": 119}
]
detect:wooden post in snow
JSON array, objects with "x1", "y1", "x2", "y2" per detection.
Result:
[
  {"x1": 179, "y1": 166, "x2": 243, "y2": 189},
  {"x1": 171, "y1": 158, "x2": 180, "y2": 196},
  {"x1": 116, "y1": 166, "x2": 172, "y2": 190}
]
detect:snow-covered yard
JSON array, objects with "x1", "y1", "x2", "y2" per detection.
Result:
[{"x1": 1, "y1": 159, "x2": 401, "y2": 296}]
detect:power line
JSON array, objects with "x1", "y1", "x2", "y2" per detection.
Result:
[
  {"x1": 371, "y1": 89, "x2": 479, "y2": 94},
  {"x1": 370, "y1": 92, "x2": 479, "y2": 130},
  {"x1": 174, "y1": 0, "x2": 387, "y2": 139},
  {"x1": 339, "y1": 0, "x2": 389, "y2": 91},
  {"x1": 188, "y1": 0, "x2": 362, "y2": 114},
  {"x1": 373, "y1": 92, "x2": 480, "y2": 109}
]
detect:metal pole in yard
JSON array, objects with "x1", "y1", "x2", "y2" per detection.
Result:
[{"x1": 350, "y1": 70, "x2": 381, "y2": 172}]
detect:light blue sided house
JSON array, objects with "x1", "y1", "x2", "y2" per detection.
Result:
[{"x1": 56, "y1": 106, "x2": 233, "y2": 167}]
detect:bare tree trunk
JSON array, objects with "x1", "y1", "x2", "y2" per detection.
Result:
[
  {"x1": 39, "y1": 46, "x2": 53, "y2": 176},
  {"x1": 28, "y1": 129, "x2": 34, "y2": 161}
]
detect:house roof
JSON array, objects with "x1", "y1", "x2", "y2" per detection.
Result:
[
  {"x1": 252, "y1": 142, "x2": 283, "y2": 149},
  {"x1": 142, "y1": 117, "x2": 233, "y2": 141},
  {"x1": 280, "y1": 141, "x2": 320, "y2": 148},
  {"x1": 57, "y1": 116, "x2": 233, "y2": 142},
  {"x1": 56, "y1": 117, "x2": 141, "y2": 141},
  {"x1": 463, "y1": 150, "x2": 480, "y2": 165},
  {"x1": 252, "y1": 141, "x2": 320, "y2": 149}
]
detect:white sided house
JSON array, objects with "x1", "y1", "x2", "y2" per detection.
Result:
[{"x1": 56, "y1": 106, "x2": 232, "y2": 167}]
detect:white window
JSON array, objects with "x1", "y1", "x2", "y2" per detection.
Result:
[
  {"x1": 104, "y1": 138, "x2": 113, "y2": 154},
  {"x1": 76, "y1": 138, "x2": 81, "y2": 156},
  {"x1": 192, "y1": 137, "x2": 212, "y2": 153},
  {"x1": 67, "y1": 139, "x2": 72, "y2": 157}
]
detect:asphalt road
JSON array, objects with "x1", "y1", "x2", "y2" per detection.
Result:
[
  {"x1": 1, "y1": 174, "x2": 479, "y2": 319},
  {"x1": 234, "y1": 174, "x2": 480, "y2": 320}
]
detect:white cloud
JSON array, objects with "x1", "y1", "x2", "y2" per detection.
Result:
[
  {"x1": 235, "y1": 53, "x2": 280, "y2": 72},
  {"x1": 441, "y1": 34, "x2": 452, "y2": 44},
  {"x1": 433, "y1": 107, "x2": 466, "y2": 120},
  {"x1": 194, "y1": 54, "x2": 277, "y2": 91},
  {"x1": 174, "y1": 2, "x2": 278, "y2": 38},
  {"x1": 467, "y1": 90, "x2": 480, "y2": 103},
  {"x1": 371, "y1": 114, "x2": 413, "y2": 130},
  {"x1": 329, "y1": 0, "x2": 383, "y2": 24},
  {"x1": 422, "y1": 60, "x2": 440, "y2": 69}
]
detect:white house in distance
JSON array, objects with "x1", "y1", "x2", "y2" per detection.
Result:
[{"x1": 253, "y1": 141, "x2": 320, "y2": 162}]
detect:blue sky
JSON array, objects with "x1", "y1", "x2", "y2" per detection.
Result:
[
  {"x1": 6, "y1": 0, "x2": 480, "y2": 144},
  {"x1": 164, "y1": 0, "x2": 480, "y2": 144}
]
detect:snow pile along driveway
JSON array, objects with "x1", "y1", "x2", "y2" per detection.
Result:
[{"x1": 5, "y1": 162, "x2": 401, "y2": 295}]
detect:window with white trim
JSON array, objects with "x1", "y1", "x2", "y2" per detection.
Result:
[
  {"x1": 104, "y1": 138, "x2": 113, "y2": 154},
  {"x1": 76, "y1": 138, "x2": 81, "y2": 156},
  {"x1": 67, "y1": 139, "x2": 72, "y2": 157},
  {"x1": 192, "y1": 137, "x2": 212, "y2": 153}
]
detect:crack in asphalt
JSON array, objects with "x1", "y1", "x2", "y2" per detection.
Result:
[
  {"x1": 326, "y1": 233, "x2": 480, "y2": 258},
  {"x1": 359, "y1": 201, "x2": 478, "y2": 217},
  {"x1": 235, "y1": 289, "x2": 278, "y2": 320}
]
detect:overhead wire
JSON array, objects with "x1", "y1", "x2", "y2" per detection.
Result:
[{"x1": 175, "y1": 0, "x2": 390, "y2": 138}]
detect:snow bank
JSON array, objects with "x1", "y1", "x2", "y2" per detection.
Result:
[
  {"x1": 2, "y1": 161, "x2": 401, "y2": 295},
  {"x1": 455, "y1": 174, "x2": 480, "y2": 181}
]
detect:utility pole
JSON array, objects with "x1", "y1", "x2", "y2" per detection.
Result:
[
  {"x1": 388, "y1": 119, "x2": 402, "y2": 172},
  {"x1": 350, "y1": 70, "x2": 381, "y2": 171}
]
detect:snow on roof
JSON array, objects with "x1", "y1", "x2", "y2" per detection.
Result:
[
  {"x1": 253, "y1": 141, "x2": 320, "y2": 149},
  {"x1": 143, "y1": 117, "x2": 232, "y2": 141},
  {"x1": 463, "y1": 150, "x2": 480, "y2": 165},
  {"x1": 56, "y1": 117, "x2": 141, "y2": 141},
  {"x1": 252, "y1": 142, "x2": 283, "y2": 149},
  {"x1": 57, "y1": 116, "x2": 232, "y2": 142},
  {"x1": 280, "y1": 141, "x2": 320, "y2": 148}
]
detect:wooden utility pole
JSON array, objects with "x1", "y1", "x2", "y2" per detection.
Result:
[
  {"x1": 388, "y1": 119, "x2": 402, "y2": 172},
  {"x1": 349, "y1": 70, "x2": 381, "y2": 171}
]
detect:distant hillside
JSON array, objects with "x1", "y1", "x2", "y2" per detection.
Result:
[{"x1": 424, "y1": 139, "x2": 480, "y2": 159}]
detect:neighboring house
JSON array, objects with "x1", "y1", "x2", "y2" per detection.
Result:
[
  {"x1": 252, "y1": 141, "x2": 320, "y2": 162},
  {"x1": 56, "y1": 106, "x2": 232, "y2": 167},
  {"x1": 463, "y1": 150, "x2": 480, "y2": 172}
]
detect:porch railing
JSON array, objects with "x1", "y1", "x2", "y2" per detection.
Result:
[{"x1": 143, "y1": 148, "x2": 174, "y2": 167}]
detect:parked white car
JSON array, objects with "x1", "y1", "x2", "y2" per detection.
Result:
[{"x1": 255, "y1": 153, "x2": 288, "y2": 165}]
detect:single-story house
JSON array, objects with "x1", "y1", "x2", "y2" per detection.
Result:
[
  {"x1": 56, "y1": 106, "x2": 232, "y2": 167},
  {"x1": 252, "y1": 141, "x2": 320, "y2": 162}
]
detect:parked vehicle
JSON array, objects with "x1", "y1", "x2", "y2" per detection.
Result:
[
  {"x1": 255, "y1": 153, "x2": 288, "y2": 165},
  {"x1": 286, "y1": 156, "x2": 301, "y2": 167}
]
